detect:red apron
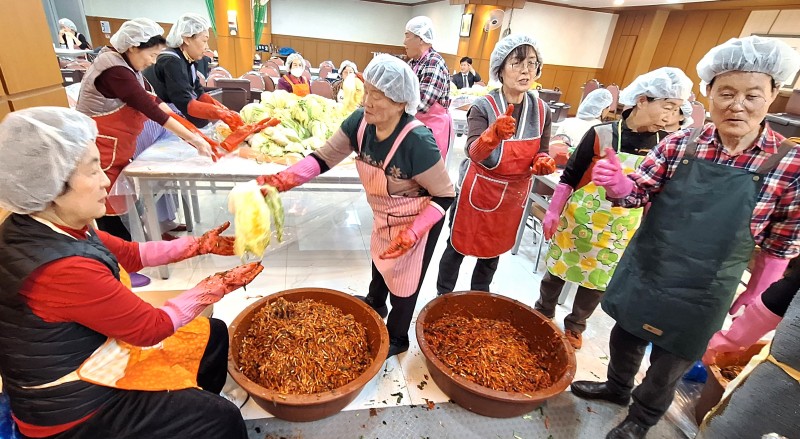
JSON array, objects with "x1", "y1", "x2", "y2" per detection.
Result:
[
  {"x1": 356, "y1": 118, "x2": 431, "y2": 297},
  {"x1": 451, "y1": 94, "x2": 545, "y2": 258},
  {"x1": 415, "y1": 102, "x2": 452, "y2": 160},
  {"x1": 95, "y1": 105, "x2": 148, "y2": 214},
  {"x1": 283, "y1": 74, "x2": 310, "y2": 97}
]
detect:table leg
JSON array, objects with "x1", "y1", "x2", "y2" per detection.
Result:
[
  {"x1": 140, "y1": 180, "x2": 171, "y2": 279},
  {"x1": 557, "y1": 281, "x2": 577, "y2": 306},
  {"x1": 179, "y1": 181, "x2": 194, "y2": 233},
  {"x1": 189, "y1": 181, "x2": 201, "y2": 223},
  {"x1": 512, "y1": 195, "x2": 533, "y2": 255}
]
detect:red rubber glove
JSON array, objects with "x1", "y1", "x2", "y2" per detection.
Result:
[
  {"x1": 161, "y1": 262, "x2": 264, "y2": 330},
  {"x1": 468, "y1": 104, "x2": 517, "y2": 162},
  {"x1": 543, "y1": 183, "x2": 573, "y2": 240},
  {"x1": 380, "y1": 229, "x2": 417, "y2": 260},
  {"x1": 168, "y1": 112, "x2": 224, "y2": 161},
  {"x1": 178, "y1": 221, "x2": 236, "y2": 261},
  {"x1": 532, "y1": 153, "x2": 557, "y2": 175},
  {"x1": 197, "y1": 93, "x2": 245, "y2": 130},
  {"x1": 139, "y1": 222, "x2": 235, "y2": 267},
  {"x1": 256, "y1": 155, "x2": 322, "y2": 194},
  {"x1": 220, "y1": 117, "x2": 281, "y2": 153},
  {"x1": 256, "y1": 173, "x2": 298, "y2": 193},
  {"x1": 592, "y1": 148, "x2": 634, "y2": 198}
]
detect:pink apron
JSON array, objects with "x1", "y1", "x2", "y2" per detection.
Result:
[
  {"x1": 415, "y1": 102, "x2": 453, "y2": 160},
  {"x1": 356, "y1": 118, "x2": 431, "y2": 297}
]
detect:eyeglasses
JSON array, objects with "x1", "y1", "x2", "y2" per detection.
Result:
[
  {"x1": 709, "y1": 91, "x2": 767, "y2": 111},
  {"x1": 509, "y1": 60, "x2": 541, "y2": 73}
]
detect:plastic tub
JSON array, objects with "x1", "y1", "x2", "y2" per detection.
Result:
[
  {"x1": 228, "y1": 288, "x2": 389, "y2": 421},
  {"x1": 416, "y1": 291, "x2": 576, "y2": 418}
]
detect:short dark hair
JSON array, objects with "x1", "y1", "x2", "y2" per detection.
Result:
[
  {"x1": 137, "y1": 35, "x2": 167, "y2": 49},
  {"x1": 460, "y1": 56, "x2": 472, "y2": 65},
  {"x1": 493, "y1": 45, "x2": 540, "y2": 84},
  {"x1": 707, "y1": 75, "x2": 777, "y2": 90}
]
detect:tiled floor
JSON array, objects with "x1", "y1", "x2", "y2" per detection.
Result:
[{"x1": 134, "y1": 137, "x2": 689, "y2": 438}]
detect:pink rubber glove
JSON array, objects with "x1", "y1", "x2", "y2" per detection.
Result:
[
  {"x1": 543, "y1": 183, "x2": 573, "y2": 240},
  {"x1": 161, "y1": 262, "x2": 264, "y2": 330},
  {"x1": 592, "y1": 148, "x2": 634, "y2": 198},
  {"x1": 703, "y1": 295, "x2": 781, "y2": 365},
  {"x1": 257, "y1": 155, "x2": 322, "y2": 193},
  {"x1": 380, "y1": 203, "x2": 444, "y2": 259},
  {"x1": 139, "y1": 222, "x2": 235, "y2": 267},
  {"x1": 729, "y1": 252, "x2": 788, "y2": 315}
]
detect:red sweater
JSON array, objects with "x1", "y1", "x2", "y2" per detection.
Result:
[{"x1": 14, "y1": 224, "x2": 176, "y2": 437}]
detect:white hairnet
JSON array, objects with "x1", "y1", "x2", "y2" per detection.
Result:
[
  {"x1": 577, "y1": 89, "x2": 613, "y2": 120},
  {"x1": 697, "y1": 35, "x2": 800, "y2": 96},
  {"x1": 0, "y1": 107, "x2": 98, "y2": 214},
  {"x1": 363, "y1": 54, "x2": 420, "y2": 115},
  {"x1": 406, "y1": 16, "x2": 434, "y2": 44},
  {"x1": 618, "y1": 67, "x2": 693, "y2": 106},
  {"x1": 166, "y1": 13, "x2": 210, "y2": 48},
  {"x1": 679, "y1": 100, "x2": 694, "y2": 128},
  {"x1": 58, "y1": 18, "x2": 77, "y2": 32},
  {"x1": 489, "y1": 34, "x2": 543, "y2": 82},
  {"x1": 339, "y1": 60, "x2": 358, "y2": 74},
  {"x1": 109, "y1": 18, "x2": 164, "y2": 52},
  {"x1": 286, "y1": 53, "x2": 305, "y2": 69}
]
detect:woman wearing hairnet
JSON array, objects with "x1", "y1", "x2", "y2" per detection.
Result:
[
  {"x1": 76, "y1": 19, "x2": 217, "y2": 246},
  {"x1": 574, "y1": 36, "x2": 800, "y2": 439},
  {"x1": 58, "y1": 18, "x2": 90, "y2": 50},
  {"x1": 664, "y1": 100, "x2": 695, "y2": 132},
  {"x1": 277, "y1": 53, "x2": 310, "y2": 96},
  {"x1": 436, "y1": 35, "x2": 555, "y2": 296},
  {"x1": 536, "y1": 67, "x2": 692, "y2": 351},
  {"x1": 332, "y1": 60, "x2": 359, "y2": 103},
  {"x1": 256, "y1": 55, "x2": 455, "y2": 358},
  {"x1": 0, "y1": 107, "x2": 262, "y2": 438},
  {"x1": 144, "y1": 13, "x2": 244, "y2": 130},
  {"x1": 554, "y1": 88, "x2": 613, "y2": 145}
]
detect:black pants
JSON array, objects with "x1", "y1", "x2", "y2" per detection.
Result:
[
  {"x1": 436, "y1": 204, "x2": 499, "y2": 294},
  {"x1": 39, "y1": 319, "x2": 245, "y2": 439},
  {"x1": 367, "y1": 217, "x2": 444, "y2": 344},
  {"x1": 605, "y1": 324, "x2": 694, "y2": 428},
  {"x1": 535, "y1": 271, "x2": 604, "y2": 333},
  {"x1": 95, "y1": 215, "x2": 131, "y2": 241}
]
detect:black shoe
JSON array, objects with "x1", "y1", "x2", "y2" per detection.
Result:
[
  {"x1": 354, "y1": 295, "x2": 388, "y2": 318},
  {"x1": 606, "y1": 419, "x2": 649, "y2": 439},
  {"x1": 386, "y1": 338, "x2": 410, "y2": 360},
  {"x1": 570, "y1": 381, "x2": 631, "y2": 406}
]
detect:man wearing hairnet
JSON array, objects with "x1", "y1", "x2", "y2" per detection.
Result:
[
  {"x1": 58, "y1": 18, "x2": 91, "y2": 50},
  {"x1": 0, "y1": 107, "x2": 260, "y2": 438},
  {"x1": 254, "y1": 55, "x2": 455, "y2": 359},
  {"x1": 575, "y1": 36, "x2": 800, "y2": 439},
  {"x1": 554, "y1": 88, "x2": 613, "y2": 145},
  {"x1": 145, "y1": 13, "x2": 243, "y2": 130},
  {"x1": 538, "y1": 68, "x2": 692, "y2": 352},
  {"x1": 404, "y1": 16, "x2": 453, "y2": 159}
]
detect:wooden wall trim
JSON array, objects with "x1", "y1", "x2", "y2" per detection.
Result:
[{"x1": 85, "y1": 16, "x2": 219, "y2": 52}]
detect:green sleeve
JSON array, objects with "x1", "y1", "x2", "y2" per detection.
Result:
[{"x1": 339, "y1": 108, "x2": 365, "y2": 151}]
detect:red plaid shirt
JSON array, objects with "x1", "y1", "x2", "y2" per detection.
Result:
[
  {"x1": 409, "y1": 48, "x2": 451, "y2": 113},
  {"x1": 619, "y1": 123, "x2": 800, "y2": 259}
]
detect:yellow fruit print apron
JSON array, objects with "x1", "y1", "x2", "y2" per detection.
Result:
[{"x1": 546, "y1": 122, "x2": 652, "y2": 290}]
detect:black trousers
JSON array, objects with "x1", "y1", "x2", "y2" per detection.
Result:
[
  {"x1": 605, "y1": 324, "x2": 694, "y2": 428},
  {"x1": 37, "y1": 319, "x2": 246, "y2": 439},
  {"x1": 436, "y1": 204, "x2": 499, "y2": 294},
  {"x1": 367, "y1": 217, "x2": 444, "y2": 344},
  {"x1": 95, "y1": 215, "x2": 131, "y2": 241},
  {"x1": 535, "y1": 271, "x2": 604, "y2": 333}
]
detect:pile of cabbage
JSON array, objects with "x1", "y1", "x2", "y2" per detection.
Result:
[{"x1": 234, "y1": 91, "x2": 351, "y2": 160}]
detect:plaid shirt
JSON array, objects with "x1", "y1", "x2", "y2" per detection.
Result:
[
  {"x1": 619, "y1": 123, "x2": 800, "y2": 259},
  {"x1": 409, "y1": 48, "x2": 450, "y2": 113}
]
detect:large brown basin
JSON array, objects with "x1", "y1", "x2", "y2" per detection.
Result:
[
  {"x1": 228, "y1": 288, "x2": 389, "y2": 422},
  {"x1": 416, "y1": 291, "x2": 576, "y2": 418}
]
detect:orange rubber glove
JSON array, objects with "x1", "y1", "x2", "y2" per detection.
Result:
[
  {"x1": 468, "y1": 104, "x2": 517, "y2": 162},
  {"x1": 220, "y1": 117, "x2": 281, "y2": 153},
  {"x1": 379, "y1": 229, "x2": 417, "y2": 260},
  {"x1": 197, "y1": 93, "x2": 244, "y2": 130},
  {"x1": 531, "y1": 153, "x2": 557, "y2": 175},
  {"x1": 168, "y1": 112, "x2": 224, "y2": 161}
]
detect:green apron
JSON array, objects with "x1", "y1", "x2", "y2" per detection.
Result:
[{"x1": 602, "y1": 129, "x2": 795, "y2": 360}]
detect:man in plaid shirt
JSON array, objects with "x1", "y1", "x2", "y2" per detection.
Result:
[
  {"x1": 405, "y1": 16, "x2": 452, "y2": 159},
  {"x1": 572, "y1": 36, "x2": 800, "y2": 439}
]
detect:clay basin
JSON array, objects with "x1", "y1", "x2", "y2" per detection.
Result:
[
  {"x1": 416, "y1": 291, "x2": 577, "y2": 418},
  {"x1": 228, "y1": 288, "x2": 389, "y2": 422}
]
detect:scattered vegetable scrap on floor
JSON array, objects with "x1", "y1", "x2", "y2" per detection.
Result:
[
  {"x1": 390, "y1": 392, "x2": 403, "y2": 404},
  {"x1": 423, "y1": 398, "x2": 435, "y2": 410},
  {"x1": 423, "y1": 315, "x2": 557, "y2": 392},
  {"x1": 544, "y1": 416, "x2": 550, "y2": 429},
  {"x1": 417, "y1": 380, "x2": 428, "y2": 390},
  {"x1": 238, "y1": 298, "x2": 371, "y2": 394},
  {"x1": 522, "y1": 414, "x2": 533, "y2": 420},
  {"x1": 369, "y1": 408, "x2": 378, "y2": 417},
  {"x1": 587, "y1": 406, "x2": 596, "y2": 413}
]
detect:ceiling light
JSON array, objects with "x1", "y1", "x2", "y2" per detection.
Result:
[{"x1": 614, "y1": 0, "x2": 625, "y2": 5}]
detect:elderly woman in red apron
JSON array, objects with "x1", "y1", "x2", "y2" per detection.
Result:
[
  {"x1": 258, "y1": 54, "x2": 456, "y2": 358},
  {"x1": 76, "y1": 18, "x2": 217, "y2": 286},
  {"x1": 436, "y1": 34, "x2": 556, "y2": 296},
  {"x1": 277, "y1": 53, "x2": 310, "y2": 97},
  {"x1": 404, "y1": 16, "x2": 453, "y2": 159},
  {"x1": 0, "y1": 107, "x2": 263, "y2": 438},
  {"x1": 536, "y1": 67, "x2": 693, "y2": 350}
]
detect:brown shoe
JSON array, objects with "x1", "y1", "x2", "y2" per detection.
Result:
[{"x1": 565, "y1": 329, "x2": 582, "y2": 350}]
